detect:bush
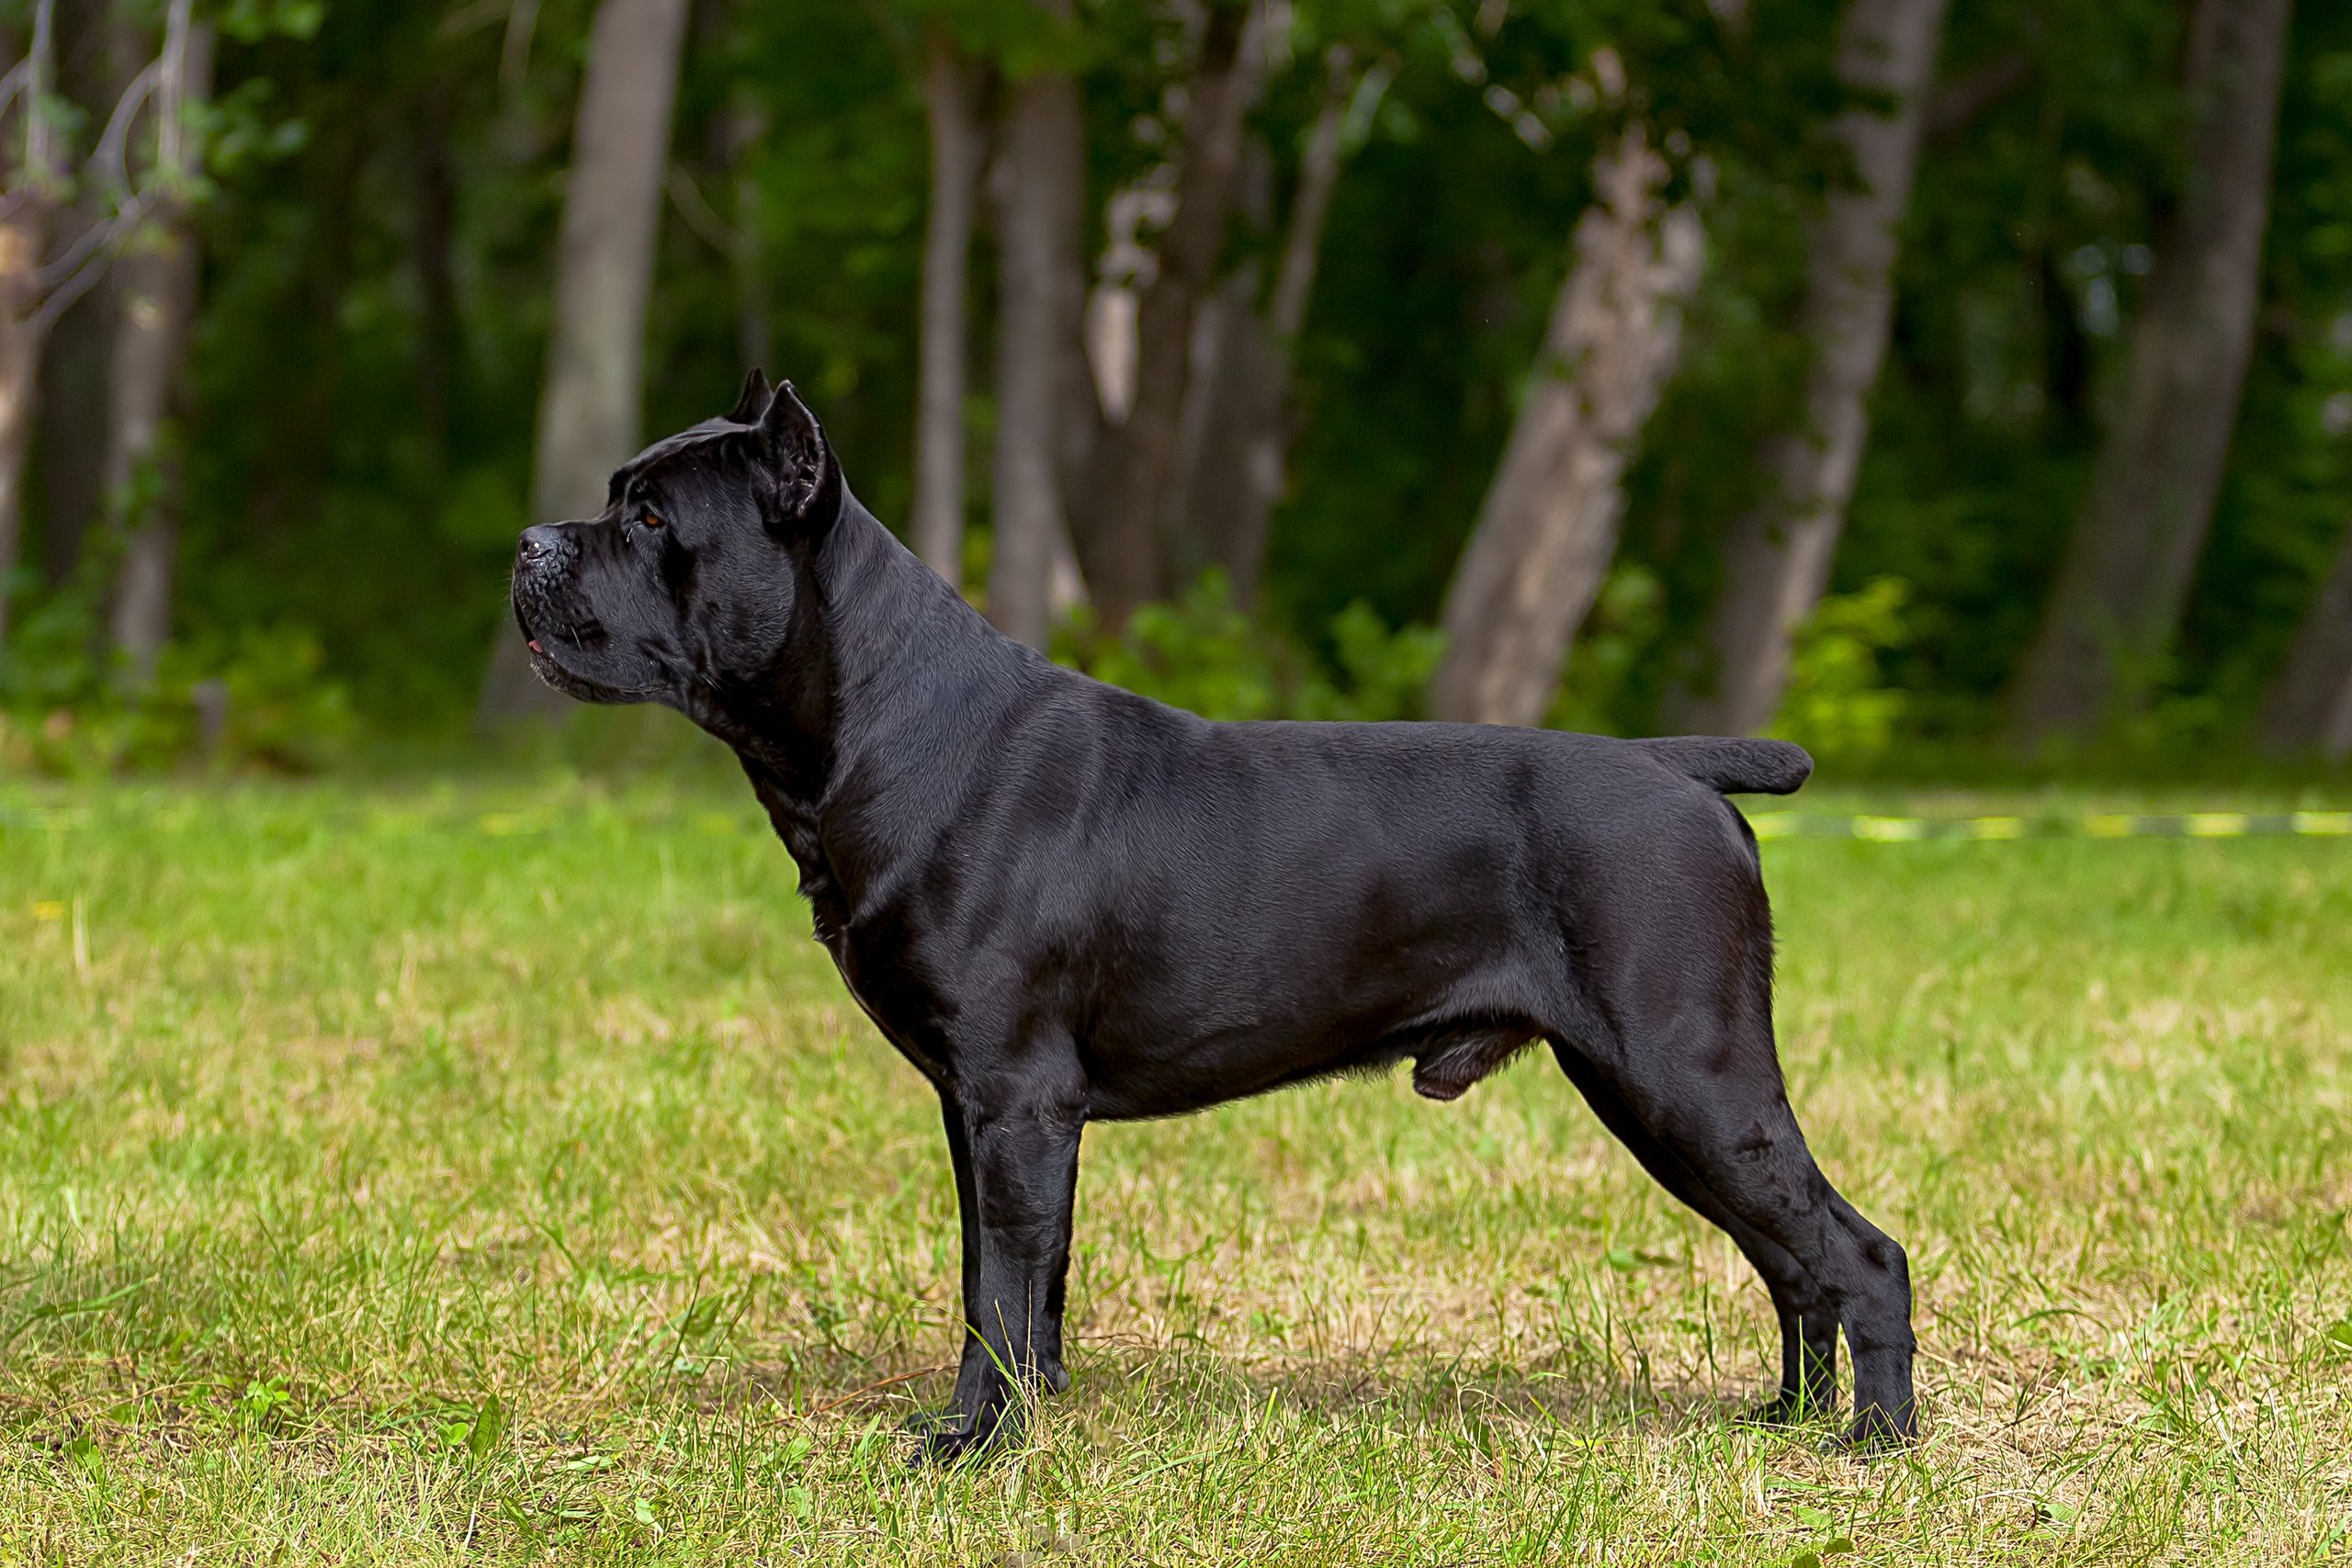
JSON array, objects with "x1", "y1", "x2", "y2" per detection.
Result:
[
  {"x1": 1056, "y1": 572, "x2": 1442, "y2": 723},
  {"x1": 1770, "y1": 577, "x2": 1913, "y2": 761},
  {"x1": 0, "y1": 590, "x2": 353, "y2": 776}
]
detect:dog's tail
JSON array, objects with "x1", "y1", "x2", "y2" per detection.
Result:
[{"x1": 1637, "y1": 736, "x2": 1813, "y2": 796}]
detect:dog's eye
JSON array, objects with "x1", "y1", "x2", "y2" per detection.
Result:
[{"x1": 640, "y1": 512, "x2": 665, "y2": 531}]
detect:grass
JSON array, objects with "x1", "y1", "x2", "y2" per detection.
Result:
[{"x1": 3, "y1": 773, "x2": 2350, "y2": 1565}]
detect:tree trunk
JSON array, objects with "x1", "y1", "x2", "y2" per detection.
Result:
[
  {"x1": 2007, "y1": 0, "x2": 2292, "y2": 744},
  {"x1": 1170, "y1": 264, "x2": 1278, "y2": 597},
  {"x1": 1072, "y1": 0, "x2": 1265, "y2": 626},
  {"x1": 104, "y1": 16, "x2": 213, "y2": 682},
  {"x1": 2257, "y1": 519, "x2": 2352, "y2": 758},
  {"x1": 1666, "y1": 0, "x2": 1950, "y2": 738},
  {"x1": 986, "y1": 0, "x2": 1085, "y2": 650},
  {"x1": 478, "y1": 0, "x2": 691, "y2": 726},
  {"x1": 28, "y1": 0, "x2": 111, "y2": 591},
  {"x1": 1191, "y1": 47, "x2": 1358, "y2": 606},
  {"x1": 913, "y1": 20, "x2": 982, "y2": 591},
  {"x1": 1428, "y1": 127, "x2": 1704, "y2": 728},
  {"x1": 1176, "y1": 51, "x2": 1363, "y2": 606},
  {"x1": 0, "y1": 7, "x2": 47, "y2": 642}
]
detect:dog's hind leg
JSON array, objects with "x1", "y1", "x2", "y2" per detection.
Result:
[
  {"x1": 1550, "y1": 1042, "x2": 1838, "y2": 1423},
  {"x1": 1561, "y1": 1016, "x2": 1916, "y2": 1450}
]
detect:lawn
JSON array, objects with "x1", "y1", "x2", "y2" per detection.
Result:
[{"x1": 3, "y1": 776, "x2": 2349, "y2": 1565}]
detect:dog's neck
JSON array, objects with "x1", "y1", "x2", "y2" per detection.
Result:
[{"x1": 715, "y1": 494, "x2": 1045, "y2": 928}]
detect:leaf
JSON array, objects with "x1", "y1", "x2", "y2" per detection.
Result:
[
  {"x1": 467, "y1": 1393, "x2": 505, "y2": 1461},
  {"x1": 1790, "y1": 1553, "x2": 1821, "y2": 1568},
  {"x1": 1825, "y1": 1539, "x2": 1856, "y2": 1556},
  {"x1": 1794, "y1": 1505, "x2": 1834, "y2": 1530},
  {"x1": 2323, "y1": 1320, "x2": 2352, "y2": 1354},
  {"x1": 633, "y1": 1495, "x2": 659, "y2": 1527}
]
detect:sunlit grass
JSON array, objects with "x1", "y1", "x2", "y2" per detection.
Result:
[{"x1": 3, "y1": 776, "x2": 2349, "y2": 1564}]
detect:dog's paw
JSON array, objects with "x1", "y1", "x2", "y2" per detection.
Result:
[
  {"x1": 910, "y1": 1427, "x2": 986, "y2": 1467},
  {"x1": 1818, "y1": 1404, "x2": 1916, "y2": 1459},
  {"x1": 898, "y1": 1407, "x2": 967, "y2": 1438},
  {"x1": 910, "y1": 1418, "x2": 1022, "y2": 1468},
  {"x1": 1734, "y1": 1392, "x2": 1835, "y2": 1430},
  {"x1": 905, "y1": 1404, "x2": 1025, "y2": 1467}
]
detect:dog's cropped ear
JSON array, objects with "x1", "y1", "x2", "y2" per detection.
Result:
[
  {"x1": 757, "y1": 379, "x2": 842, "y2": 529},
  {"x1": 727, "y1": 367, "x2": 772, "y2": 424}
]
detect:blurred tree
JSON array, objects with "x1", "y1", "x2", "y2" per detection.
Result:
[
  {"x1": 1073, "y1": 0, "x2": 1265, "y2": 626},
  {"x1": 2258, "y1": 519, "x2": 2352, "y2": 756},
  {"x1": 477, "y1": 0, "x2": 690, "y2": 726},
  {"x1": 1666, "y1": 0, "x2": 1949, "y2": 737},
  {"x1": 0, "y1": 0, "x2": 210, "y2": 655},
  {"x1": 1430, "y1": 116, "x2": 1702, "y2": 727},
  {"x1": 2007, "y1": 0, "x2": 2294, "y2": 743},
  {"x1": 912, "y1": 16, "x2": 985, "y2": 590},
  {"x1": 105, "y1": 0, "x2": 212, "y2": 679},
  {"x1": 1173, "y1": 40, "x2": 1367, "y2": 608},
  {"x1": 0, "y1": 6, "x2": 62, "y2": 643},
  {"x1": 24, "y1": 0, "x2": 112, "y2": 595},
  {"x1": 986, "y1": 0, "x2": 1086, "y2": 649}
]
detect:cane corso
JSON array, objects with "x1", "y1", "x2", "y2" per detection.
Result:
[{"x1": 509, "y1": 373, "x2": 1917, "y2": 1461}]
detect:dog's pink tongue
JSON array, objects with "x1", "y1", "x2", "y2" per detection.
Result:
[{"x1": 528, "y1": 639, "x2": 543, "y2": 653}]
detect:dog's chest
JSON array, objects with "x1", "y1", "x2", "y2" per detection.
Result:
[{"x1": 820, "y1": 925, "x2": 955, "y2": 1086}]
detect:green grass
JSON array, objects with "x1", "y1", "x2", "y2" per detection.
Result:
[{"x1": 3, "y1": 776, "x2": 2350, "y2": 1564}]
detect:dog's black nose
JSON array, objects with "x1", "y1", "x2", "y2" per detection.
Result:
[{"x1": 517, "y1": 525, "x2": 565, "y2": 565}]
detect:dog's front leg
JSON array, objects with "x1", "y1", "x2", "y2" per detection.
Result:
[{"x1": 917, "y1": 1076, "x2": 1084, "y2": 1464}]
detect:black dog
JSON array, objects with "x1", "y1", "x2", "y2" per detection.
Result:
[{"x1": 510, "y1": 374, "x2": 1917, "y2": 1461}]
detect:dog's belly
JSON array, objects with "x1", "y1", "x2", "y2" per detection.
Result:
[{"x1": 1072, "y1": 941, "x2": 1552, "y2": 1121}]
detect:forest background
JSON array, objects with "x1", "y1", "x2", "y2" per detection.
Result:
[{"x1": 1, "y1": 0, "x2": 2348, "y2": 780}]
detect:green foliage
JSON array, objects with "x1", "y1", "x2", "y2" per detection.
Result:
[
  {"x1": 1058, "y1": 571, "x2": 1440, "y2": 722},
  {"x1": 1548, "y1": 562, "x2": 1666, "y2": 734},
  {"x1": 0, "y1": 585, "x2": 353, "y2": 776},
  {"x1": 1769, "y1": 578, "x2": 1911, "y2": 761},
  {"x1": 4, "y1": 0, "x2": 2344, "y2": 765}
]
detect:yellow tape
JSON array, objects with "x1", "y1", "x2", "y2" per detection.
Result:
[{"x1": 2185, "y1": 812, "x2": 2249, "y2": 838}]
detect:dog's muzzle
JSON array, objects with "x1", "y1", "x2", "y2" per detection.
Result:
[{"x1": 511, "y1": 525, "x2": 580, "y2": 644}]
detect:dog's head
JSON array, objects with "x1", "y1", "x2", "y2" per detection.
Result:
[{"x1": 509, "y1": 371, "x2": 842, "y2": 712}]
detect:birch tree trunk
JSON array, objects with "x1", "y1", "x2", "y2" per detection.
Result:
[
  {"x1": 1428, "y1": 127, "x2": 1703, "y2": 728},
  {"x1": 987, "y1": 0, "x2": 1085, "y2": 650},
  {"x1": 2007, "y1": 0, "x2": 2292, "y2": 744},
  {"x1": 913, "y1": 21, "x2": 982, "y2": 591},
  {"x1": 1073, "y1": 0, "x2": 1265, "y2": 626},
  {"x1": 104, "y1": 16, "x2": 213, "y2": 681},
  {"x1": 2257, "y1": 519, "x2": 2352, "y2": 758},
  {"x1": 478, "y1": 0, "x2": 690, "y2": 726},
  {"x1": 1666, "y1": 0, "x2": 1949, "y2": 737}
]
